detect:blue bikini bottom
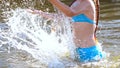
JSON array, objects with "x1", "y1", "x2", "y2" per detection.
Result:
[{"x1": 76, "y1": 45, "x2": 106, "y2": 62}]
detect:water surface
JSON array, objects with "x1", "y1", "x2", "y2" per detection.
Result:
[{"x1": 0, "y1": 0, "x2": 120, "y2": 68}]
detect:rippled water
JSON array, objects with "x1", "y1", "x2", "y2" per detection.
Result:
[
  {"x1": 97, "y1": 2, "x2": 120, "y2": 67},
  {"x1": 0, "y1": 0, "x2": 120, "y2": 68},
  {"x1": 99, "y1": 2, "x2": 120, "y2": 54}
]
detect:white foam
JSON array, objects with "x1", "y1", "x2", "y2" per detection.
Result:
[{"x1": 0, "y1": 8, "x2": 75, "y2": 65}]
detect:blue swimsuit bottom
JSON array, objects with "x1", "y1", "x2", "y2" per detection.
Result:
[
  {"x1": 76, "y1": 45, "x2": 106, "y2": 62},
  {"x1": 72, "y1": 14, "x2": 95, "y2": 24}
]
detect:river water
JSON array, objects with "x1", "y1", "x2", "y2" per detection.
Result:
[{"x1": 0, "y1": 0, "x2": 120, "y2": 68}]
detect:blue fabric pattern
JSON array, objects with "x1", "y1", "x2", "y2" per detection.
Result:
[
  {"x1": 72, "y1": 14, "x2": 95, "y2": 24},
  {"x1": 76, "y1": 45, "x2": 106, "y2": 62}
]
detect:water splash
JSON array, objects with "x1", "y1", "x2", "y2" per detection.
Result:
[
  {"x1": 0, "y1": 8, "x2": 75, "y2": 67},
  {"x1": 1, "y1": 0, "x2": 120, "y2": 67},
  {"x1": 0, "y1": 7, "x2": 110, "y2": 68},
  {"x1": 0, "y1": 6, "x2": 117, "y2": 68}
]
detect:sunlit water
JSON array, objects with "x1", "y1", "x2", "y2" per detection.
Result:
[
  {"x1": 0, "y1": 8, "x2": 77, "y2": 68},
  {"x1": 0, "y1": 0, "x2": 120, "y2": 68}
]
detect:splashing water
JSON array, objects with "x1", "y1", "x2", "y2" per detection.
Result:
[
  {"x1": 0, "y1": 8, "x2": 76, "y2": 67},
  {"x1": 0, "y1": 1, "x2": 109, "y2": 67},
  {"x1": 0, "y1": 8, "x2": 111, "y2": 68},
  {"x1": 1, "y1": 0, "x2": 120, "y2": 67}
]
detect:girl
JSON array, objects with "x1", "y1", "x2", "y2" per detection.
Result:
[
  {"x1": 28, "y1": 0, "x2": 105, "y2": 62},
  {"x1": 48, "y1": 0, "x2": 105, "y2": 62}
]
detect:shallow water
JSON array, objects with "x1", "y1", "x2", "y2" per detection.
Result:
[{"x1": 0, "y1": 0, "x2": 120, "y2": 68}]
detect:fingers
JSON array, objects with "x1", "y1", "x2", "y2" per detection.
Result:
[
  {"x1": 27, "y1": 9, "x2": 35, "y2": 14},
  {"x1": 27, "y1": 9, "x2": 41, "y2": 14}
]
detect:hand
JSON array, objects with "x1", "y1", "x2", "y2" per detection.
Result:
[
  {"x1": 48, "y1": 0, "x2": 57, "y2": 2},
  {"x1": 27, "y1": 9, "x2": 42, "y2": 14}
]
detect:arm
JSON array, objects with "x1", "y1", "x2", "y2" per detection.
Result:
[
  {"x1": 48, "y1": 0, "x2": 75, "y2": 17},
  {"x1": 27, "y1": 9, "x2": 60, "y2": 20}
]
